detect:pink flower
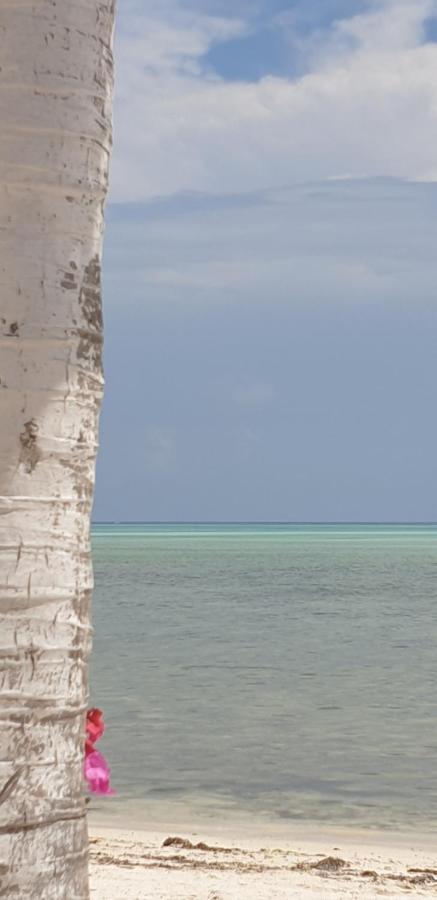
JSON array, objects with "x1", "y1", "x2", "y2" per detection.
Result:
[
  {"x1": 84, "y1": 749, "x2": 115, "y2": 796},
  {"x1": 86, "y1": 708, "x2": 104, "y2": 745},
  {"x1": 84, "y1": 708, "x2": 115, "y2": 796}
]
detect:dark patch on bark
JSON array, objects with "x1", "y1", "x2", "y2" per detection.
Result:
[
  {"x1": 19, "y1": 420, "x2": 40, "y2": 473},
  {"x1": 27, "y1": 646, "x2": 39, "y2": 680},
  {"x1": 79, "y1": 254, "x2": 103, "y2": 331},
  {"x1": 74, "y1": 589, "x2": 92, "y2": 619},
  {"x1": 61, "y1": 271, "x2": 78, "y2": 290},
  {"x1": 0, "y1": 769, "x2": 23, "y2": 806},
  {"x1": 7, "y1": 322, "x2": 19, "y2": 336},
  {"x1": 76, "y1": 329, "x2": 103, "y2": 373},
  {"x1": 76, "y1": 255, "x2": 103, "y2": 372},
  {"x1": 58, "y1": 454, "x2": 94, "y2": 502},
  {"x1": 93, "y1": 95, "x2": 105, "y2": 116},
  {"x1": 0, "y1": 882, "x2": 21, "y2": 896}
]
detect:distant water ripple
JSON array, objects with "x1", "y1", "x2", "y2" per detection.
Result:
[{"x1": 90, "y1": 523, "x2": 437, "y2": 831}]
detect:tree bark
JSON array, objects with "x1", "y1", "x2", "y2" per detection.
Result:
[{"x1": 0, "y1": 2, "x2": 114, "y2": 896}]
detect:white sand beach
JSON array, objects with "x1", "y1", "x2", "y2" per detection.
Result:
[{"x1": 89, "y1": 821, "x2": 437, "y2": 899}]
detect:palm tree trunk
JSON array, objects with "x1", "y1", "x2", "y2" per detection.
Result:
[{"x1": 0, "y1": 2, "x2": 114, "y2": 896}]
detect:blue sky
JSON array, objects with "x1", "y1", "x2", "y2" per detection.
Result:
[
  {"x1": 93, "y1": 0, "x2": 437, "y2": 522},
  {"x1": 204, "y1": 0, "x2": 370, "y2": 80}
]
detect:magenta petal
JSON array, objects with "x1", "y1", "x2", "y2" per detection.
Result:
[
  {"x1": 86, "y1": 709, "x2": 105, "y2": 744},
  {"x1": 84, "y1": 749, "x2": 115, "y2": 796}
]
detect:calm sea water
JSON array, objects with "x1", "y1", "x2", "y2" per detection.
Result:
[{"x1": 90, "y1": 523, "x2": 437, "y2": 831}]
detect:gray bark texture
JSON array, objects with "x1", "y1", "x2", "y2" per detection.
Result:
[{"x1": 0, "y1": 1, "x2": 114, "y2": 896}]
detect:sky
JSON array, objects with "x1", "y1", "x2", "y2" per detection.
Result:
[{"x1": 93, "y1": 0, "x2": 437, "y2": 522}]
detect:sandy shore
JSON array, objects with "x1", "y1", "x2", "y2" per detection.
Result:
[{"x1": 89, "y1": 820, "x2": 437, "y2": 898}]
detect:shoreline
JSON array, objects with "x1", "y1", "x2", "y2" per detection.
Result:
[{"x1": 89, "y1": 818, "x2": 437, "y2": 898}]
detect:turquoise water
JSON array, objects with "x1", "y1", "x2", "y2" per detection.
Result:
[{"x1": 90, "y1": 523, "x2": 437, "y2": 831}]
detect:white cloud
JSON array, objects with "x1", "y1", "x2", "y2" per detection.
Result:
[
  {"x1": 336, "y1": 0, "x2": 432, "y2": 52},
  {"x1": 110, "y1": 0, "x2": 437, "y2": 202},
  {"x1": 115, "y1": 9, "x2": 246, "y2": 78},
  {"x1": 104, "y1": 179, "x2": 437, "y2": 308},
  {"x1": 274, "y1": 0, "x2": 435, "y2": 73}
]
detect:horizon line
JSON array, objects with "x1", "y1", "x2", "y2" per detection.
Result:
[{"x1": 91, "y1": 520, "x2": 437, "y2": 526}]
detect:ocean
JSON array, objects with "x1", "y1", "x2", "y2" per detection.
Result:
[{"x1": 89, "y1": 523, "x2": 437, "y2": 832}]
